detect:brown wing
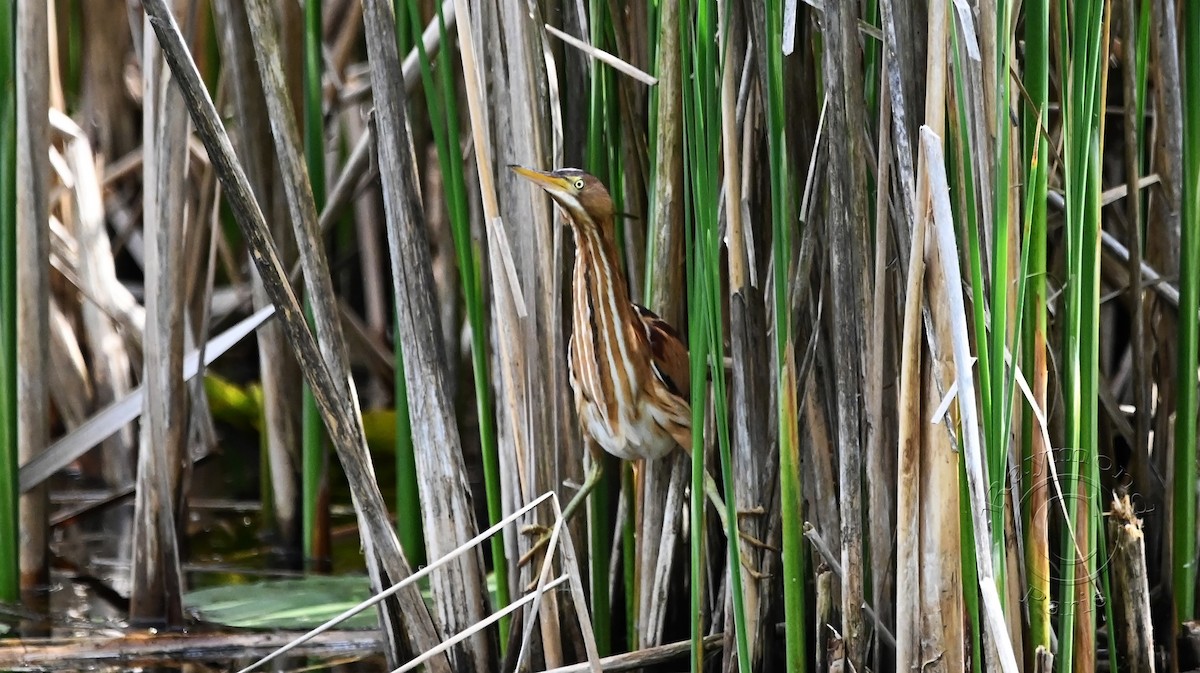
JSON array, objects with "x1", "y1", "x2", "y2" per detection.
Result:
[{"x1": 632, "y1": 304, "x2": 690, "y2": 400}]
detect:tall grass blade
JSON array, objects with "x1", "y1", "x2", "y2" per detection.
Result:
[
  {"x1": 301, "y1": 0, "x2": 327, "y2": 567},
  {"x1": 678, "y1": 1, "x2": 707, "y2": 667},
  {"x1": 1056, "y1": 0, "x2": 1106, "y2": 665},
  {"x1": 0, "y1": 0, "x2": 16, "y2": 605},
  {"x1": 1019, "y1": 0, "x2": 1052, "y2": 661},
  {"x1": 1175, "y1": 0, "x2": 1200, "y2": 625},
  {"x1": 768, "y1": 2, "x2": 806, "y2": 667}
]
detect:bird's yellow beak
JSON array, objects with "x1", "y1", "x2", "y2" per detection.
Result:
[{"x1": 510, "y1": 165, "x2": 571, "y2": 195}]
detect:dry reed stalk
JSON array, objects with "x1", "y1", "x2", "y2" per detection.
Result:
[
  {"x1": 892, "y1": 82, "x2": 924, "y2": 673},
  {"x1": 346, "y1": 111, "x2": 390, "y2": 408},
  {"x1": 1144, "y1": 0, "x2": 1183, "y2": 590},
  {"x1": 815, "y1": 568, "x2": 834, "y2": 673},
  {"x1": 638, "y1": 0, "x2": 685, "y2": 650},
  {"x1": 0, "y1": 629, "x2": 384, "y2": 667},
  {"x1": 454, "y1": 0, "x2": 585, "y2": 665},
  {"x1": 141, "y1": 2, "x2": 450, "y2": 667},
  {"x1": 361, "y1": 1, "x2": 493, "y2": 669},
  {"x1": 79, "y1": 0, "x2": 137, "y2": 159},
  {"x1": 131, "y1": 5, "x2": 191, "y2": 625},
  {"x1": 543, "y1": 24, "x2": 656, "y2": 86},
  {"x1": 897, "y1": 1, "x2": 952, "y2": 667},
  {"x1": 802, "y1": 522, "x2": 898, "y2": 650},
  {"x1": 45, "y1": 296, "x2": 90, "y2": 428},
  {"x1": 867, "y1": 59, "x2": 895, "y2": 673},
  {"x1": 719, "y1": 4, "x2": 772, "y2": 669},
  {"x1": 1109, "y1": 494, "x2": 1156, "y2": 673},
  {"x1": 925, "y1": 126, "x2": 1020, "y2": 673},
  {"x1": 1120, "y1": 10, "x2": 1152, "y2": 652},
  {"x1": 917, "y1": 118, "x2": 962, "y2": 673},
  {"x1": 15, "y1": 0, "x2": 52, "y2": 619},
  {"x1": 55, "y1": 113, "x2": 138, "y2": 487},
  {"x1": 819, "y1": 0, "x2": 870, "y2": 666}
]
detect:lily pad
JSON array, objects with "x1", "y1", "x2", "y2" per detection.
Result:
[{"x1": 184, "y1": 576, "x2": 378, "y2": 630}]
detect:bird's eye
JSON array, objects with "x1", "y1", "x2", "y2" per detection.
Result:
[{"x1": 574, "y1": 179, "x2": 585, "y2": 190}]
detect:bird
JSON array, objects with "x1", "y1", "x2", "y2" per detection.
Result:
[{"x1": 511, "y1": 165, "x2": 739, "y2": 548}]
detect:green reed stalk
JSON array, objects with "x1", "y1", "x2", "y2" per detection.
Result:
[
  {"x1": 1057, "y1": 0, "x2": 1106, "y2": 665},
  {"x1": 862, "y1": 0, "x2": 881, "y2": 141},
  {"x1": 680, "y1": 117, "x2": 706, "y2": 673},
  {"x1": 987, "y1": 4, "x2": 1014, "y2": 593},
  {"x1": 680, "y1": 1, "x2": 749, "y2": 667},
  {"x1": 766, "y1": 2, "x2": 807, "y2": 670},
  {"x1": 958, "y1": 460, "x2": 983, "y2": 673},
  {"x1": 0, "y1": 0, "x2": 17, "y2": 603},
  {"x1": 1019, "y1": 0, "x2": 1051, "y2": 655},
  {"x1": 679, "y1": 0, "x2": 707, "y2": 667},
  {"x1": 1135, "y1": 1, "x2": 1151, "y2": 131},
  {"x1": 1176, "y1": 0, "x2": 1200, "y2": 625},
  {"x1": 709, "y1": 4, "x2": 748, "y2": 667},
  {"x1": 301, "y1": 0, "x2": 327, "y2": 566},
  {"x1": 946, "y1": 32, "x2": 984, "y2": 670}
]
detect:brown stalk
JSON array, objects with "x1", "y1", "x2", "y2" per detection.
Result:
[
  {"x1": 361, "y1": 1, "x2": 493, "y2": 670},
  {"x1": 46, "y1": 296, "x2": 91, "y2": 429},
  {"x1": 130, "y1": 5, "x2": 191, "y2": 625},
  {"x1": 1145, "y1": 0, "x2": 1183, "y2": 602},
  {"x1": 455, "y1": 0, "x2": 603, "y2": 665},
  {"x1": 16, "y1": 0, "x2": 52, "y2": 623},
  {"x1": 639, "y1": 0, "x2": 685, "y2": 650},
  {"x1": 818, "y1": 0, "x2": 870, "y2": 666},
  {"x1": 1108, "y1": 494, "x2": 1156, "y2": 673},
  {"x1": 55, "y1": 113, "x2": 138, "y2": 487},
  {"x1": 867, "y1": 54, "x2": 895, "y2": 673},
  {"x1": 721, "y1": 6, "x2": 773, "y2": 670},
  {"x1": 139, "y1": 2, "x2": 449, "y2": 668}
]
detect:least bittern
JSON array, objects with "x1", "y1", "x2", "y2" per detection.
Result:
[{"x1": 512, "y1": 166, "x2": 737, "y2": 546}]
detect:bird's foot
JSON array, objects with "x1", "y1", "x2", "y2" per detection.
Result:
[
  {"x1": 740, "y1": 561, "x2": 771, "y2": 581},
  {"x1": 729, "y1": 507, "x2": 776, "y2": 551},
  {"x1": 719, "y1": 506, "x2": 775, "y2": 579},
  {"x1": 737, "y1": 528, "x2": 777, "y2": 553},
  {"x1": 730, "y1": 531, "x2": 774, "y2": 581},
  {"x1": 517, "y1": 524, "x2": 555, "y2": 568},
  {"x1": 737, "y1": 505, "x2": 767, "y2": 519}
]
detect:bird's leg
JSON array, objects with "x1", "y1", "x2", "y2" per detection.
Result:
[
  {"x1": 561, "y1": 462, "x2": 606, "y2": 525},
  {"x1": 699, "y1": 469, "x2": 773, "y2": 580},
  {"x1": 518, "y1": 462, "x2": 606, "y2": 567}
]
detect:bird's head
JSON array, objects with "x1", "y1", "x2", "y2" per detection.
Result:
[{"x1": 510, "y1": 166, "x2": 615, "y2": 228}]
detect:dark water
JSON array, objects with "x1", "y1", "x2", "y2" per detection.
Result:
[{"x1": 2, "y1": 432, "x2": 389, "y2": 673}]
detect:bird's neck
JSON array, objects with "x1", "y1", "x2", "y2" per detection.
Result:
[{"x1": 572, "y1": 217, "x2": 634, "y2": 321}]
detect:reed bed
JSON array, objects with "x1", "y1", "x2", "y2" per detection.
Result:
[{"x1": 1, "y1": 1, "x2": 1198, "y2": 672}]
